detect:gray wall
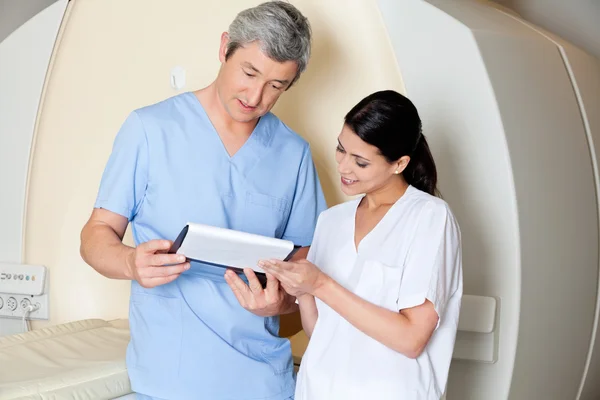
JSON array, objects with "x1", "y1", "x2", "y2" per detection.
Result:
[
  {"x1": 494, "y1": 0, "x2": 600, "y2": 60},
  {"x1": 0, "y1": 0, "x2": 58, "y2": 43}
]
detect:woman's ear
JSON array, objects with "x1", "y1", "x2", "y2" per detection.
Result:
[{"x1": 394, "y1": 155, "x2": 411, "y2": 175}]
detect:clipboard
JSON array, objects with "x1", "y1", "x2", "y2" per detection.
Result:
[{"x1": 169, "y1": 222, "x2": 301, "y2": 286}]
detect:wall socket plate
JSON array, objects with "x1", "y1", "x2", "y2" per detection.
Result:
[
  {"x1": 0, "y1": 264, "x2": 49, "y2": 320},
  {"x1": 0, "y1": 292, "x2": 49, "y2": 320}
]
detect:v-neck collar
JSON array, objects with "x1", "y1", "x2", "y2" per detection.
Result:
[
  {"x1": 351, "y1": 185, "x2": 415, "y2": 254},
  {"x1": 187, "y1": 92, "x2": 272, "y2": 156},
  {"x1": 186, "y1": 92, "x2": 274, "y2": 169}
]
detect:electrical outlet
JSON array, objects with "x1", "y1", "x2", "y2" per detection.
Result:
[
  {"x1": 0, "y1": 264, "x2": 49, "y2": 320},
  {"x1": 6, "y1": 297, "x2": 17, "y2": 311},
  {"x1": 0, "y1": 292, "x2": 49, "y2": 320},
  {"x1": 20, "y1": 298, "x2": 31, "y2": 310}
]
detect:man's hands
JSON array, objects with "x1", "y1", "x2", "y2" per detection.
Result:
[
  {"x1": 125, "y1": 239, "x2": 190, "y2": 288},
  {"x1": 224, "y1": 268, "x2": 297, "y2": 317},
  {"x1": 125, "y1": 239, "x2": 303, "y2": 315}
]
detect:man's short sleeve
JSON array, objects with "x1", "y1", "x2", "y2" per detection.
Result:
[
  {"x1": 94, "y1": 111, "x2": 149, "y2": 221},
  {"x1": 281, "y1": 145, "x2": 327, "y2": 247},
  {"x1": 396, "y1": 201, "x2": 462, "y2": 326}
]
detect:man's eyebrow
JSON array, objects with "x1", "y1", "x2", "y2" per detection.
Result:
[
  {"x1": 242, "y1": 62, "x2": 261, "y2": 74},
  {"x1": 242, "y1": 62, "x2": 290, "y2": 86}
]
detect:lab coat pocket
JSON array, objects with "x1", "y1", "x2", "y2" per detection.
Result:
[
  {"x1": 354, "y1": 260, "x2": 403, "y2": 310},
  {"x1": 129, "y1": 293, "x2": 182, "y2": 379},
  {"x1": 243, "y1": 191, "x2": 289, "y2": 238}
]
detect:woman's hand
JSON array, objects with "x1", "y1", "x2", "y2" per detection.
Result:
[{"x1": 258, "y1": 259, "x2": 328, "y2": 297}]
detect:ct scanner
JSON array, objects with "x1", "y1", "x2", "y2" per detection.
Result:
[{"x1": 0, "y1": 0, "x2": 599, "y2": 398}]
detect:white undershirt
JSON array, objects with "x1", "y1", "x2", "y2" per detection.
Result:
[{"x1": 295, "y1": 185, "x2": 463, "y2": 400}]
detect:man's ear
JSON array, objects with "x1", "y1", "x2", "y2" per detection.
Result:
[{"x1": 219, "y1": 32, "x2": 229, "y2": 63}]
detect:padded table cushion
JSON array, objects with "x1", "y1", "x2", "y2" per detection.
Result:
[{"x1": 0, "y1": 319, "x2": 131, "y2": 399}]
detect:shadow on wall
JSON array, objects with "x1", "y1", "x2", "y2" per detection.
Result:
[
  {"x1": 274, "y1": 20, "x2": 341, "y2": 338},
  {"x1": 274, "y1": 13, "x2": 356, "y2": 209},
  {"x1": 426, "y1": 117, "x2": 493, "y2": 296},
  {"x1": 414, "y1": 100, "x2": 500, "y2": 399}
]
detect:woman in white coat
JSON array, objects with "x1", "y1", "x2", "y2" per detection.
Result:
[{"x1": 260, "y1": 90, "x2": 463, "y2": 400}]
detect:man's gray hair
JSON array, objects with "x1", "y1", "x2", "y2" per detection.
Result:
[{"x1": 226, "y1": 1, "x2": 312, "y2": 87}]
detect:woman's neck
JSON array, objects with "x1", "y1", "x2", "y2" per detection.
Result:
[{"x1": 362, "y1": 180, "x2": 409, "y2": 211}]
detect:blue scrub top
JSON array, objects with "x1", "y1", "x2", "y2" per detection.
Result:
[{"x1": 94, "y1": 92, "x2": 327, "y2": 399}]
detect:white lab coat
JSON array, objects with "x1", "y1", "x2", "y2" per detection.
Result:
[{"x1": 295, "y1": 185, "x2": 463, "y2": 400}]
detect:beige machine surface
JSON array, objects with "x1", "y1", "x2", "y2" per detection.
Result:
[{"x1": 1, "y1": 0, "x2": 599, "y2": 399}]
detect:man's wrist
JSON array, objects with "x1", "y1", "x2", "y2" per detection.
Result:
[
  {"x1": 123, "y1": 247, "x2": 136, "y2": 280},
  {"x1": 280, "y1": 293, "x2": 299, "y2": 314}
]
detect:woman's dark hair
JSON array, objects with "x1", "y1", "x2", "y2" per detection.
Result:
[{"x1": 344, "y1": 90, "x2": 438, "y2": 196}]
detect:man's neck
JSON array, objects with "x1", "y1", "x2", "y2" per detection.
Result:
[
  {"x1": 194, "y1": 84, "x2": 258, "y2": 157},
  {"x1": 194, "y1": 84, "x2": 258, "y2": 137}
]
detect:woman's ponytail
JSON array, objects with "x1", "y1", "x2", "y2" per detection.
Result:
[{"x1": 403, "y1": 134, "x2": 438, "y2": 196}]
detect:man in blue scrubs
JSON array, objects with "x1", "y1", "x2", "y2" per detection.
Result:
[{"x1": 79, "y1": 2, "x2": 326, "y2": 399}]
